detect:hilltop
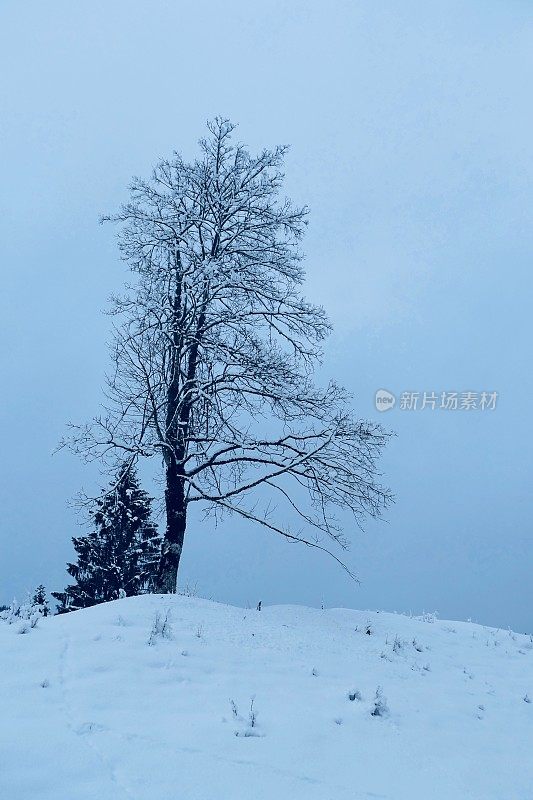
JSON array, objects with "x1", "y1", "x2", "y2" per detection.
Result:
[{"x1": 1, "y1": 594, "x2": 531, "y2": 799}]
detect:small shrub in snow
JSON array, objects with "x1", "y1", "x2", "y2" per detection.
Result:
[
  {"x1": 348, "y1": 690, "x2": 362, "y2": 702},
  {"x1": 392, "y1": 635, "x2": 404, "y2": 654},
  {"x1": 524, "y1": 694, "x2": 531, "y2": 704},
  {"x1": 147, "y1": 611, "x2": 172, "y2": 645},
  {"x1": 334, "y1": 717, "x2": 343, "y2": 725},
  {"x1": 371, "y1": 686, "x2": 389, "y2": 718},
  {"x1": 311, "y1": 667, "x2": 319, "y2": 677},
  {"x1": 17, "y1": 622, "x2": 31, "y2": 635},
  {"x1": 237, "y1": 727, "x2": 263, "y2": 738},
  {"x1": 3, "y1": 590, "x2": 50, "y2": 630},
  {"x1": 178, "y1": 581, "x2": 199, "y2": 598},
  {"x1": 231, "y1": 697, "x2": 263, "y2": 738},
  {"x1": 40, "y1": 679, "x2": 50, "y2": 688},
  {"x1": 1, "y1": 599, "x2": 21, "y2": 624},
  {"x1": 11, "y1": 608, "x2": 39, "y2": 632},
  {"x1": 419, "y1": 611, "x2": 438, "y2": 624},
  {"x1": 248, "y1": 697, "x2": 257, "y2": 729}
]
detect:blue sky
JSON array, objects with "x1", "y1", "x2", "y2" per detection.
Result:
[{"x1": 1, "y1": 0, "x2": 532, "y2": 629}]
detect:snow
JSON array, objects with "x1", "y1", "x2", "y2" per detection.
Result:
[{"x1": 1, "y1": 595, "x2": 532, "y2": 799}]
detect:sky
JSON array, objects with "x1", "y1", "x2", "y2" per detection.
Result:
[{"x1": 1, "y1": 0, "x2": 532, "y2": 630}]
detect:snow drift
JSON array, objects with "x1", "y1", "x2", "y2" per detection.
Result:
[{"x1": 1, "y1": 594, "x2": 531, "y2": 799}]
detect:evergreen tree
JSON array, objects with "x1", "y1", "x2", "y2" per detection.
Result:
[
  {"x1": 31, "y1": 585, "x2": 51, "y2": 617},
  {"x1": 53, "y1": 465, "x2": 161, "y2": 613}
]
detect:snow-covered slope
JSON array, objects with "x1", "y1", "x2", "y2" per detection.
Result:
[{"x1": 1, "y1": 595, "x2": 531, "y2": 800}]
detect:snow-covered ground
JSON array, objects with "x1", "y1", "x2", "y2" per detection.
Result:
[{"x1": 1, "y1": 594, "x2": 531, "y2": 799}]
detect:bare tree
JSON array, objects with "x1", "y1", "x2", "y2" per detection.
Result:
[{"x1": 67, "y1": 118, "x2": 392, "y2": 593}]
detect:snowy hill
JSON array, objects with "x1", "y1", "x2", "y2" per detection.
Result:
[{"x1": 1, "y1": 595, "x2": 532, "y2": 800}]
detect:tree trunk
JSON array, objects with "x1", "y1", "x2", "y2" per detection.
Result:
[{"x1": 155, "y1": 458, "x2": 186, "y2": 593}]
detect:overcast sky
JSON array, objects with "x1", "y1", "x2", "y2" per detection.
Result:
[{"x1": 1, "y1": 0, "x2": 532, "y2": 630}]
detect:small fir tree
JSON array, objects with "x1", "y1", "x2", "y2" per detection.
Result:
[
  {"x1": 53, "y1": 465, "x2": 161, "y2": 613},
  {"x1": 31, "y1": 585, "x2": 51, "y2": 617}
]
